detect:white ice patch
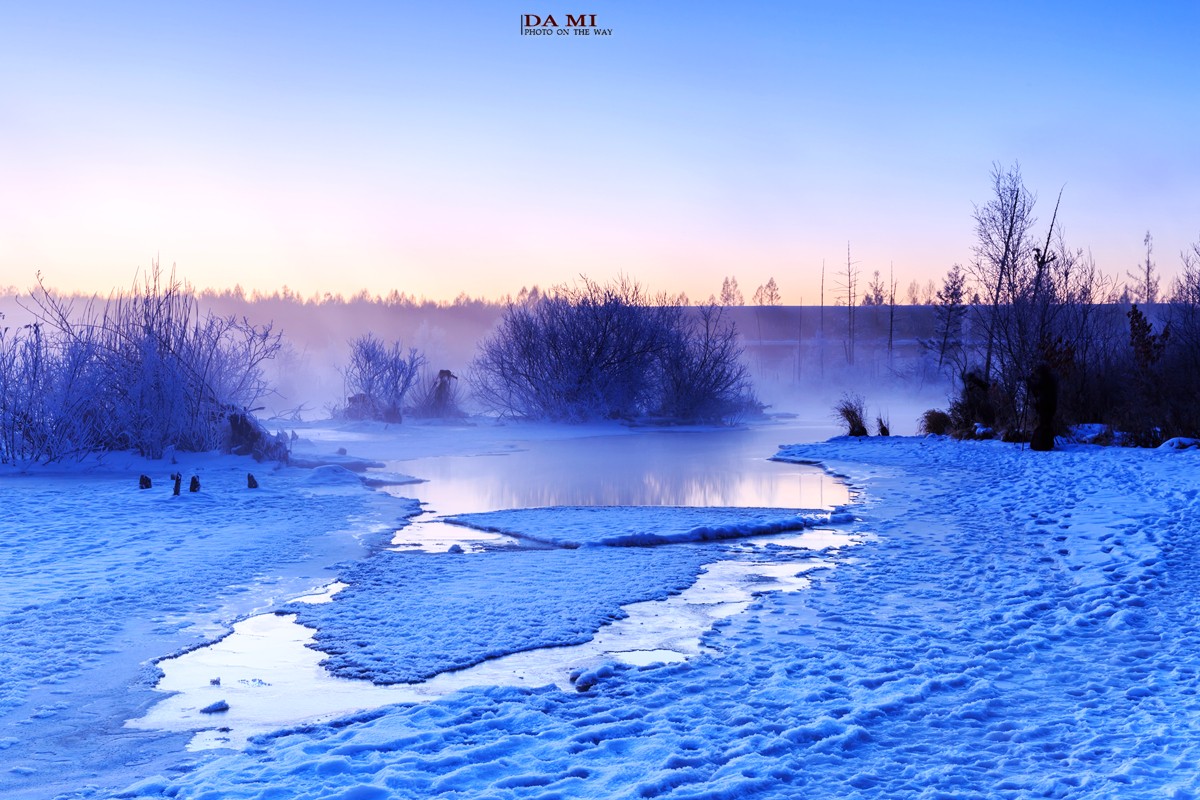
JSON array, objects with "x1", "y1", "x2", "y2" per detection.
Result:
[
  {"x1": 128, "y1": 556, "x2": 836, "y2": 750},
  {"x1": 744, "y1": 528, "x2": 862, "y2": 550},
  {"x1": 127, "y1": 612, "x2": 416, "y2": 750},
  {"x1": 388, "y1": 520, "x2": 522, "y2": 553},
  {"x1": 289, "y1": 581, "x2": 349, "y2": 604}
]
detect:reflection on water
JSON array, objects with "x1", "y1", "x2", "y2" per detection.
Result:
[{"x1": 389, "y1": 426, "x2": 847, "y2": 516}]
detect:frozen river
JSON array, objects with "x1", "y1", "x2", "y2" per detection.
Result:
[{"x1": 133, "y1": 421, "x2": 856, "y2": 749}]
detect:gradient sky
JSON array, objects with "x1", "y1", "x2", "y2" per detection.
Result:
[{"x1": 1, "y1": 1, "x2": 1197, "y2": 303}]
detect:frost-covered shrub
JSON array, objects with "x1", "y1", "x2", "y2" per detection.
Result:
[
  {"x1": 338, "y1": 334, "x2": 424, "y2": 422},
  {"x1": 470, "y1": 278, "x2": 757, "y2": 423},
  {"x1": 1, "y1": 265, "x2": 283, "y2": 463},
  {"x1": 654, "y1": 304, "x2": 760, "y2": 423},
  {"x1": 0, "y1": 322, "x2": 99, "y2": 462},
  {"x1": 472, "y1": 278, "x2": 667, "y2": 421}
]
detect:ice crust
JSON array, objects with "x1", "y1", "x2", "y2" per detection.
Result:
[
  {"x1": 292, "y1": 546, "x2": 713, "y2": 684},
  {"x1": 445, "y1": 505, "x2": 848, "y2": 548}
]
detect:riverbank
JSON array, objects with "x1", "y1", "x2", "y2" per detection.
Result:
[
  {"x1": 3, "y1": 418, "x2": 844, "y2": 798},
  {"x1": 127, "y1": 434, "x2": 1200, "y2": 799}
]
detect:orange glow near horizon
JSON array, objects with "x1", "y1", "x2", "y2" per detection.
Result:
[{"x1": 2, "y1": 3, "x2": 1197, "y2": 305}]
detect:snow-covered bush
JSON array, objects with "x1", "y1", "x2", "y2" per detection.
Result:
[
  {"x1": 471, "y1": 278, "x2": 757, "y2": 423},
  {"x1": 471, "y1": 278, "x2": 667, "y2": 421},
  {"x1": 337, "y1": 334, "x2": 424, "y2": 422},
  {"x1": 1, "y1": 265, "x2": 282, "y2": 463},
  {"x1": 0, "y1": 322, "x2": 98, "y2": 462}
]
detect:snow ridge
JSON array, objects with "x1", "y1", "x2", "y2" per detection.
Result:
[{"x1": 445, "y1": 505, "x2": 851, "y2": 549}]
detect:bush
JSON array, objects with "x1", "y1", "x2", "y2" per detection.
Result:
[
  {"x1": 338, "y1": 334, "x2": 425, "y2": 422},
  {"x1": 470, "y1": 277, "x2": 758, "y2": 423},
  {"x1": 654, "y1": 304, "x2": 761, "y2": 423},
  {"x1": 2, "y1": 266, "x2": 283, "y2": 463},
  {"x1": 948, "y1": 370, "x2": 1000, "y2": 438},
  {"x1": 833, "y1": 393, "x2": 869, "y2": 437},
  {"x1": 919, "y1": 409, "x2": 951, "y2": 436}
]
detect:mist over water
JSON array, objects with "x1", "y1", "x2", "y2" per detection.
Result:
[
  {"x1": 389, "y1": 425, "x2": 851, "y2": 516},
  {"x1": 0, "y1": 291, "x2": 954, "y2": 430},
  {"x1": 243, "y1": 300, "x2": 955, "y2": 430}
]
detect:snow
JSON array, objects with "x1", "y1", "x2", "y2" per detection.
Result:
[
  {"x1": 0, "y1": 450, "x2": 411, "y2": 798},
  {"x1": 6, "y1": 420, "x2": 1200, "y2": 798},
  {"x1": 131, "y1": 554, "x2": 837, "y2": 751},
  {"x1": 444, "y1": 506, "x2": 849, "y2": 548}
]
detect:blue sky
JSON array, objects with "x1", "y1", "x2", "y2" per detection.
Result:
[{"x1": 1, "y1": 1, "x2": 1196, "y2": 302}]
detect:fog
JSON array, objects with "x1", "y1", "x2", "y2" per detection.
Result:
[
  {"x1": 0, "y1": 289, "x2": 954, "y2": 434},
  {"x1": 388, "y1": 425, "x2": 851, "y2": 515}
]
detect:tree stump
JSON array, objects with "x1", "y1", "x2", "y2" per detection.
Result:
[{"x1": 1028, "y1": 362, "x2": 1058, "y2": 452}]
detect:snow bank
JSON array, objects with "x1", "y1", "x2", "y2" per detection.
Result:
[
  {"x1": 127, "y1": 435, "x2": 1200, "y2": 799},
  {"x1": 445, "y1": 505, "x2": 849, "y2": 548}
]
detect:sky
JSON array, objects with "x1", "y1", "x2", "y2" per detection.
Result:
[{"x1": 1, "y1": 1, "x2": 1197, "y2": 304}]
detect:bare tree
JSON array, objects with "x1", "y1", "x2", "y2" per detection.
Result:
[
  {"x1": 971, "y1": 162, "x2": 1037, "y2": 382},
  {"x1": 906, "y1": 280, "x2": 921, "y2": 306},
  {"x1": 819, "y1": 261, "x2": 826, "y2": 377},
  {"x1": 887, "y1": 264, "x2": 897, "y2": 364},
  {"x1": 470, "y1": 277, "x2": 757, "y2": 423},
  {"x1": 753, "y1": 277, "x2": 781, "y2": 306},
  {"x1": 720, "y1": 276, "x2": 744, "y2": 306},
  {"x1": 862, "y1": 270, "x2": 886, "y2": 306},
  {"x1": 656, "y1": 304, "x2": 758, "y2": 422},
  {"x1": 837, "y1": 243, "x2": 859, "y2": 365},
  {"x1": 929, "y1": 264, "x2": 967, "y2": 372},
  {"x1": 922, "y1": 280, "x2": 937, "y2": 305},
  {"x1": 340, "y1": 334, "x2": 425, "y2": 422},
  {"x1": 1168, "y1": 237, "x2": 1200, "y2": 379},
  {"x1": 1126, "y1": 230, "x2": 1159, "y2": 305}
]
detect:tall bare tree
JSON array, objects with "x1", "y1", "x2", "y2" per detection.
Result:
[
  {"x1": 819, "y1": 261, "x2": 826, "y2": 377},
  {"x1": 1126, "y1": 230, "x2": 1159, "y2": 305},
  {"x1": 887, "y1": 263, "x2": 897, "y2": 364},
  {"x1": 972, "y1": 162, "x2": 1036, "y2": 382},
  {"x1": 838, "y1": 243, "x2": 859, "y2": 365}
]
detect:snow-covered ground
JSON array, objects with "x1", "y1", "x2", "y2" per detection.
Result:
[{"x1": 5, "y1": 421, "x2": 1200, "y2": 798}]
